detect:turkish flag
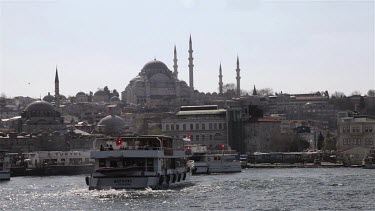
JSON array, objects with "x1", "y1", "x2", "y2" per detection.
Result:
[{"x1": 116, "y1": 136, "x2": 122, "y2": 146}]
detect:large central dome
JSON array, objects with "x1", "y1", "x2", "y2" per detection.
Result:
[{"x1": 142, "y1": 60, "x2": 169, "y2": 71}]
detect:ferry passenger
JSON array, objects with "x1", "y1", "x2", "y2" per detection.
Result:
[
  {"x1": 100, "y1": 144, "x2": 105, "y2": 151},
  {"x1": 109, "y1": 145, "x2": 114, "y2": 150}
]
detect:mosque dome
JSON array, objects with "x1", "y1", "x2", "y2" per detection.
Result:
[
  {"x1": 42, "y1": 92, "x2": 55, "y2": 103},
  {"x1": 76, "y1": 92, "x2": 86, "y2": 97},
  {"x1": 94, "y1": 90, "x2": 107, "y2": 96},
  {"x1": 142, "y1": 60, "x2": 169, "y2": 71},
  {"x1": 97, "y1": 115, "x2": 125, "y2": 135},
  {"x1": 21, "y1": 100, "x2": 60, "y2": 118},
  {"x1": 110, "y1": 96, "x2": 120, "y2": 102},
  {"x1": 24, "y1": 100, "x2": 56, "y2": 113}
]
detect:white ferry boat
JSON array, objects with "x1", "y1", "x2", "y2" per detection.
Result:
[
  {"x1": 7, "y1": 151, "x2": 94, "y2": 176},
  {"x1": 86, "y1": 135, "x2": 192, "y2": 190},
  {"x1": 0, "y1": 150, "x2": 11, "y2": 181},
  {"x1": 187, "y1": 145, "x2": 241, "y2": 174}
]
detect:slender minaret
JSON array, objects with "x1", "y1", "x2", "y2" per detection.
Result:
[
  {"x1": 219, "y1": 63, "x2": 223, "y2": 94},
  {"x1": 173, "y1": 45, "x2": 178, "y2": 78},
  {"x1": 236, "y1": 56, "x2": 241, "y2": 96},
  {"x1": 188, "y1": 35, "x2": 194, "y2": 91},
  {"x1": 55, "y1": 66, "x2": 60, "y2": 109}
]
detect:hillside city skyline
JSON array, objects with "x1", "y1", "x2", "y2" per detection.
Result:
[{"x1": 0, "y1": 0, "x2": 374, "y2": 98}]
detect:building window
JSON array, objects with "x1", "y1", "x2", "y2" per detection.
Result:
[
  {"x1": 176, "y1": 124, "x2": 180, "y2": 130},
  {"x1": 171, "y1": 124, "x2": 175, "y2": 131},
  {"x1": 370, "y1": 126, "x2": 373, "y2": 132},
  {"x1": 219, "y1": 123, "x2": 222, "y2": 130},
  {"x1": 352, "y1": 128, "x2": 356, "y2": 133},
  {"x1": 196, "y1": 123, "x2": 199, "y2": 130},
  {"x1": 209, "y1": 123, "x2": 213, "y2": 130},
  {"x1": 190, "y1": 124, "x2": 194, "y2": 130},
  {"x1": 202, "y1": 135, "x2": 205, "y2": 141},
  {"x1": 183, "y1": 124, "x2": 186, "y2": 131},
  {"x1": 209, "y1": 135, "x2": 213, "y2": 140},
  {"x1": 166, "y1": 124, "x2": 170, "y2": 131},
  {"x1": 214, "y1": 123, "x2": 217, "y2": 130},
  {"x1": 223, "y1": 123, "x2": 227, "y2": 130},
  {"x1": 202, "y1": 123, "x2": 206, "y2": 130},
  {"x1": 196, "y1": 135, "x2": 199, "y2": 141}
]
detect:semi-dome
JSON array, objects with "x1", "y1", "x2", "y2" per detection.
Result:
[
  {"x1": 24, "y1": 100, "x2": 56, "y2": 112},
  {"x1": 142, "y1": 60, "x2": 169, "y2": 71}
]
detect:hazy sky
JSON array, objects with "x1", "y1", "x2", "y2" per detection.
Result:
[{"x1": 0, "y1": 0, "x2": 374, "y2": 98}]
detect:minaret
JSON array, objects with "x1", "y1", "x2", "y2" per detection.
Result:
[
  {"x1": 219, "y1": 63, "x2": 223, "y2": 94},
  {"x1": 236, "y1": 56, "x2": 241, "y2": 96},
  {"x1": 55, "y1": 66, "x2": 60, "y2": 109},
  {"x1": 173, "y1": 45, "x2": 178, "y2": 78},
  {"x1": 188, "y1": 35, "x2": 194, "y2": 91}
]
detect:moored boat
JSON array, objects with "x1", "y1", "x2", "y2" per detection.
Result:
[
  {"x1": 0, "y1": 150, "x2": 11, "y2": 181},
  {"x1": 187, "y1": 144, "x2": 241, "y2": 174},
  {"x1": 362, "y1": 147, "x2": 375, "y2": 169},
  {"x1": 86, "y1": 135, "x2": 192, "y2": 190}
]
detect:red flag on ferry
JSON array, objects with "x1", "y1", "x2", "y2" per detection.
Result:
[{"x1": 116, "y1": 136, "x2": 122, "y2": 146}]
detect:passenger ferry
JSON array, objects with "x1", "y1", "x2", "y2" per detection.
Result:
[
  {"x1": 187, "y1": 144, "x2": 241, "y2": 174},
  {"x1": 86, "y1": 135, "x2": 192, "y2": 190},
  {"x1": 0, "y1": 150, "x2": 11, "y2": 181},
  {"x1": 6, "y1": 151, "x2": 93, "y2": 176}
]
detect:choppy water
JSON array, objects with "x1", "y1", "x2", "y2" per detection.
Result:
[{"x1": 1, "y1": 168, "x2": 374, "y2": 210}]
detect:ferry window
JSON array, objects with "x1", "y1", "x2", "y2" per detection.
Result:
[
  {"x1": 209, "y1": 135, "x2": 213, "y2": 140},
  {"x1": 183, "y1": 124, "x2": 186, "y2": 130},
  {"x1": 214, "y1": 123, "x2": 217, "y2": 130},
  {"x1": 85, "y1": 158, "x2": 89, "y2": 164},
  {"x1": 176, "y1": 124, "x2": 180, "y2": 130},
  {"x1": 209, "y1": 123, "x2": 212, "y2": 130},
  {"x1": 99, "y1": 159, "x2": 106, "y2": 167},
  {"x1": 196, "y1": 135, "x2": 199, "y2": 141},
  {"x1": 219, "y1": 123, "x2": 222, "y2": 130},
  {"x1": 196, "y1": 123, "x2": 199, "y2": 130},
  {"x1": 110, "y1": 160, "x2": 117, "y2": 167},
  {"x1": 202, "y1": 123, "x2": 206, "y2": 130},
  {"x1": 202, "y1": 135, "x2": 205, "y2": 141},
  {"x1": 171, "y1": 124, "x2": 175, "y2": 130},
  {"x1": 166, "y1": 124, "x2": 170, "y2": 131},
  {"x1": 190, "y1": 124, "x2": 194, "y2": 130},
  {"x1": 223, "y1": 123, "x2": 227, "y2": 129}
]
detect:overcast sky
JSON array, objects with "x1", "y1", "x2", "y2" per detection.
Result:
[{"x1": 0, "y1": 0, "x2": 374, "y2": 98}]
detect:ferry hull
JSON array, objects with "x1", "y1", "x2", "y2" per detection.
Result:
[
  {"x1": 87, "y1": 172, "x2": 192, "y2": 190},
  {"x1": 0, "y1": 170, "x2": 11, "y2": 181}
]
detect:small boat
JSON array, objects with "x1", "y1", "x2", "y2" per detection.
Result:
[
  {"x1": 362, "y1": 147, "x2": 375, "y2": 169},
  {"x1": 86, "y1": 135, "x2": 192, "y2": 190},
  {"x1": 0, "y1": 150, "x2": 11, "y2": 181},
  {"x1": 187, "y1": 145, "x2": 242, "y2": 174}
]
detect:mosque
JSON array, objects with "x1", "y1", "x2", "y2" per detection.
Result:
[{"x1": 121, "y1": 36, "x2": 243, "y2": 107}]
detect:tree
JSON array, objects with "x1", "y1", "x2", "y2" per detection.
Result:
[
  {"x1": 332, "y1": 91, "x2": 346, "y2": 99},
  {"x1": 317, "y1": 132, "x2": 324, "y2": 150},
  {"x1": 223, "y1": 83, "x2": 235, "y2": 93},
  {"x1": 88, "y1": 91, "x2": 93, "y2": 102},
  {"x1": 359, "y1": 96, "x2": 365, "y2": 110},
  {"x1": 112, "y1": 89, "x2": 119, "y2": 97},
  {"x1": 323, "y1": 132, "x2": 336, "y2": 151},
  {"x1": 351, "y1": 90, "x2": 361, "y2": 96},
  {"x1": 252, "y1": 85, "x2": 257, "y2": 96},
  {"x1": 257, "y1": 88, "x2": 274, "y2": 96},
  {"x1": 324, "y1": 90, "x2": 329, "y2": 98},
  {"x1": 104, "y1": 86, "x2": 111, "y2": 96},
  {"x1": 367, "y1": 89, "x2": 375, "y2": 96}
]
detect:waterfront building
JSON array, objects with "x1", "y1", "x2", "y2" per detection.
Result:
[
  {"x1": 337, "y1": 112, "x2": 375, "y2": 152},
  {"x1": 161, "y1": 105, "x2": 228, "y2": 149},
  {"x1": 75, "y1": 92, "x2": 89, "y2": 103}
]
